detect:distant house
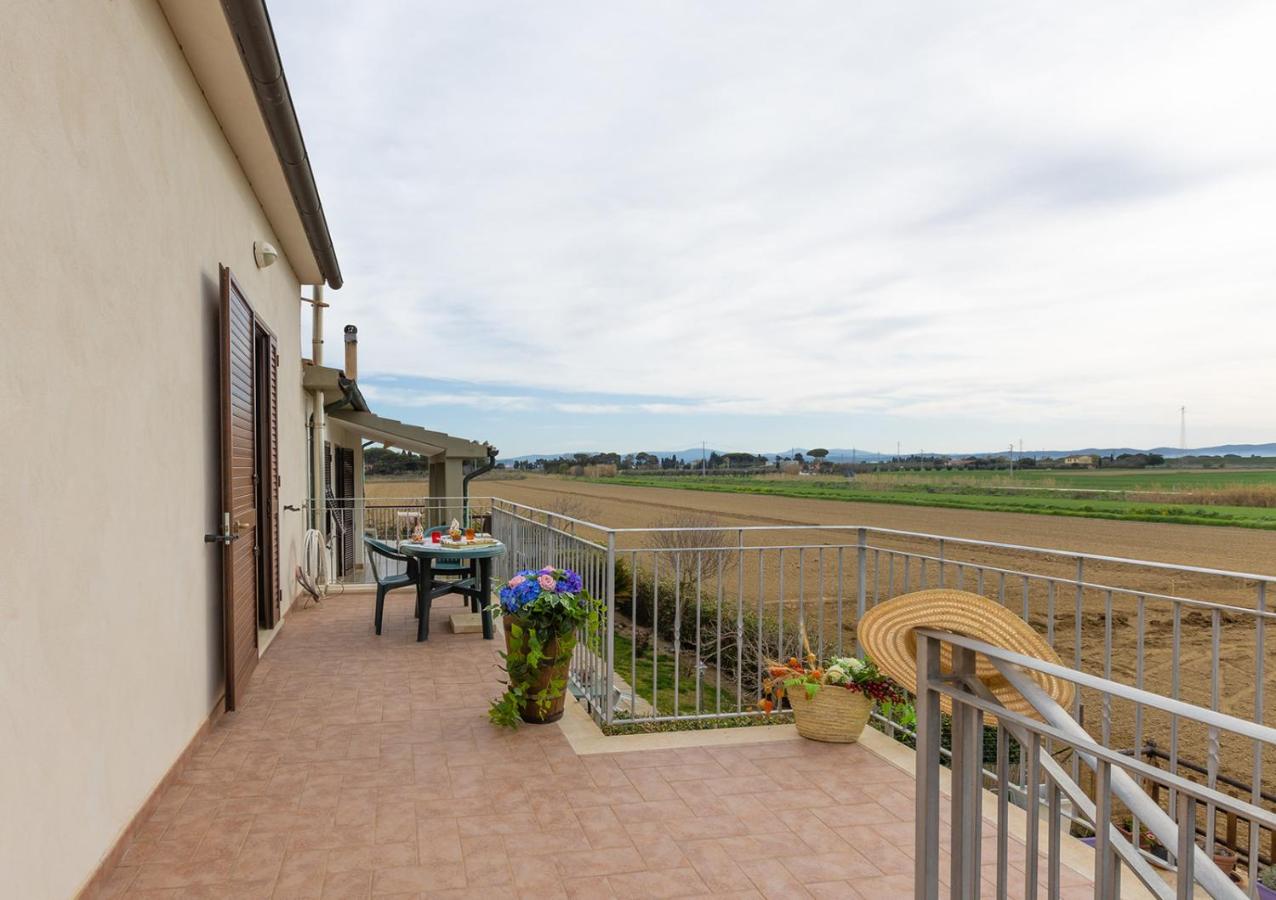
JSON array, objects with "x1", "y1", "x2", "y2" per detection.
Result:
[{"x1": 1063, "y1": 455, "x2": 1098, "y2": 468}]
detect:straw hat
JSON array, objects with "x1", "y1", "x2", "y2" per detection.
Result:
[{"x1": 857, "y1": 589, "x2": 1074, "y2": 721}]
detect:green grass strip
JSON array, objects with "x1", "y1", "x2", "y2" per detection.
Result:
[{"x1": 594, "y1": 477, "x2": 1276, "y2": 530}]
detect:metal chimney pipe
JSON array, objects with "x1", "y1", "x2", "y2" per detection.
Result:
[
  {"x1": 343, "y1": 324, "x2": 357, "y2": 379},
  {"x1": 311, "y1": 284, "x2": 325, "y2": 365}
]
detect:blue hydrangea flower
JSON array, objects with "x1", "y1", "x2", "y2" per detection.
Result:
[{"x1": 497, "y1": 567, "x2": 587, "y2": 613}]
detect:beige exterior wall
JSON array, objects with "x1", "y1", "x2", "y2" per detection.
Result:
[{"x1": 1, "y1": 2, "x2": 314, "y2": 896}]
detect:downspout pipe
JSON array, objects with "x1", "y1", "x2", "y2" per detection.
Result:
[
  {"x1": 462, "y1": 445, "x2": 499, "y2": 522},
  {"x1": 309, "y1": 391, "x2": 325, "y2": 533},
  {"x1": 310, "y1": 284, "x2": 325, "y2": 365}
]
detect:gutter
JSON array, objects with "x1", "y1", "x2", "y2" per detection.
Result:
[
  {"x1": 323, "y1": 373, "x2": 369, "y2": 414},
  {"x1": 463, "y1": 445, "x2": 499, "y2": 517},
  {"x1": 220, "y1": 0, "x2": 343, "y2": 289}
]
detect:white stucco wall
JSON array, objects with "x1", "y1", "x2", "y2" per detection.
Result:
[{"x1": 0, "y1": 2, "x2": 313, "y2": 896}]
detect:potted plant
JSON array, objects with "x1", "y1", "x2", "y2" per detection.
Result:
[
  {"x1": 488, "y1": 567, "x2": 601, "y2": 727},
  {"x1": 761, "y1": 633, "x2": 905, "y2": 743},
  {"x1": 1207, "y1": 842, "x2": 1238, "y2": 877},
  {"x1": 1114, "y1": 819, "x2": 1168, "y2": 861},
  {"x1": 1257, "y1": 863, "x2": 1276, "y2": 900}
]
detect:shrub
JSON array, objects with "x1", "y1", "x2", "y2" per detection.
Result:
[{"x1": 613, "y1": 557, "x2": 806, "y2": 700}]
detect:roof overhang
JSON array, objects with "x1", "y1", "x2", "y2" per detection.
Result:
[
  {"x1": 327, "y1": 409, "x2": 491, "y2": 461},
  {"x1": 157, "y1": 0, "x2": 342, "y2": 287},
  {"x1": 302, "y1": 364, "x2": 369, "y2": 412}
]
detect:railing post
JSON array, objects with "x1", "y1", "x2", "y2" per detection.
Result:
[
  {"x1": 604, "y1": 530, "x2": 616, "y2": 727},
  {"x1": 949, "y1": 644, "x2": 982, "y2": 899},
  {"x1": 1177, "y1": 793, "x2": 1197, "y2": 899},
  {"x1": 1094, "y1": 760, "x2": 1117, "y2": 898},
  {"x1": 856, "y1": 528, "x2": 867, "y2": 656},
  {"x1": 914, "y1": 633, "x2": 942, "y2": 900}
]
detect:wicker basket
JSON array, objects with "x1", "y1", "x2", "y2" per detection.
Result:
[{"x1": 788, "y1": 686, "x2": 872, "y2": 743}]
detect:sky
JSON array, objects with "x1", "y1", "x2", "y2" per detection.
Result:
[{"x1": 272, "y1": 1, "x2": 1276, "y2": 458}]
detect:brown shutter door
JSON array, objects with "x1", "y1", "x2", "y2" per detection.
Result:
[
  {"x1": 340, "y1": 448, "x2": 355, "y2": 572},
  {"x1": 218, "y1": 266, "x2": 260, "y2": 711}
]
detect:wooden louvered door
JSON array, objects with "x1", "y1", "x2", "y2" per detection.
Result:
[
  {"x1": 219, "y1": 267, "x2": 260, "y2": 711},
  {"x1": 337, "y1": 447, "x2": 355, "y2": 573}
]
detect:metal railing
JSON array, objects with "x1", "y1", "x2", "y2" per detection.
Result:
[
  {"x1": 917, "y1": 629, "x2": 1276, "y2": 898},
  {"x1": 488, "y1": 500, "x2": 616, "y2": 717},
  {"x1": 485, "y1": 497, "x2": 1276, "y2": 876}
]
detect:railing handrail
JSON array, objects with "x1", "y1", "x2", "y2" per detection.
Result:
[
  {"x1": 495, "y1": 506, "x2": 609, "y2": 553},
  {"x1": 604, "y1": 541, "x2": 1275, "y2": 619},
  {"x1": 610, "y1": 524, "x2": 1276, "y2": 584},
  {"x1": 341, "y1": 495, "x2": 1276, "y2": 585},
  {"x1": 917, "y1": 628, "x2": 1276, "y2": 746},
  {"x1": 925, "y1": 669, "x2": 1276, "y2": 830},
  {"x1": 489, "y1": 497, "x2": 616, "y2": 536},
  {"x1": 307, "y1": 495, "x2": 485, "y2": 501}
]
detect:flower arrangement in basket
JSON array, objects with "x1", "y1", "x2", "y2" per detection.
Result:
[
  {"x1": 761, "y1": 628, "x2": 906, "y2": 743},
  {"x1": 488, "y1": 567, "x2": 602, "y2": 728}
]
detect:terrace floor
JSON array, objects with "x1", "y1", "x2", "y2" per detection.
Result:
[{"x1": 89, "y1": 589, "x2": 1098, "y2": 899}]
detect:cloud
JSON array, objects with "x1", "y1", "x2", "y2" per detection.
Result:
[
  {"x1": 273, "y1": 1, "x2": 1276, "y2": 452},
  {"x1": 359, "y1": 383, "x2": 533, "y2": 411}
]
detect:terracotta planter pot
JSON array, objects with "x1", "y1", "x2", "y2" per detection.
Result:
[
  {"x1": 503, "y1": 617, "x2": 572, "y2": 724},
  {"x1": 788, "y1": 685, "x2": 872, "y2": 743},
  {"x1": 1210, "y1": 846, "x2": 1237, "y2": 876}
]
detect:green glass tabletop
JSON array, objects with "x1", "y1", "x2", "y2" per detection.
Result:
[{"x1": 396, "y1": 539, "x2": 506, "y2": 560}]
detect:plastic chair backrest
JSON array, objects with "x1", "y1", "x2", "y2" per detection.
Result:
[{"x1": 364, "y1": 536, "x2": 410, "y2": 582}]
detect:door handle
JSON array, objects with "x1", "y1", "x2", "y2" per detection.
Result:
[{"x1": 205, "y1": 511, "x2": 242, "y2": 544}]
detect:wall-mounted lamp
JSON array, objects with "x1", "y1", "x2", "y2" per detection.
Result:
[{"x1": 254, "y1": 240, "x2": 279, "y2": 269}]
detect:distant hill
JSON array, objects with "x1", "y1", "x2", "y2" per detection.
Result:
[
  {"x1": 504, "y1": 442, "x2": 1276, "y2": 465},
  {"x1": 504, "y1": 448, "x2": 730, "y2": 464},
  {"x1": 960, "y1": 443, "x2": 1276, "y2": 460}
]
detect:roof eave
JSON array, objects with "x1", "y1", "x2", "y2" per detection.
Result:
[{"x1": 158, "y1": 0, "x2": 342, "y2": 288}]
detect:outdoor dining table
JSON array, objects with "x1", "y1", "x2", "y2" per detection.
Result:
[{"x1": 396, "y1": 538, "x2": 506, "y2": 642}]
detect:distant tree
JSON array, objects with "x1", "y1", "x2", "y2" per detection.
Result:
[
  {"x1": 808, "y1": 448, "x2": 829, "y2": 460},
  {"x1": 1147, "y1": 453, "x2": 1165, "y2": 466},
  {"x1": 363, "y1": 446, "x2": 430, "y2": 478}
]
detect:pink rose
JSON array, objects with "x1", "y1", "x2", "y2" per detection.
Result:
[
  {"x1": 538, "y1": 574, "x2": 557, "y2": 591},
  {"x1": 508, "y1": 575, "x2": 525, "y2": 587},
  {"x1": 540, "y1": 566, "x2": 555, "y2": 574}
]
